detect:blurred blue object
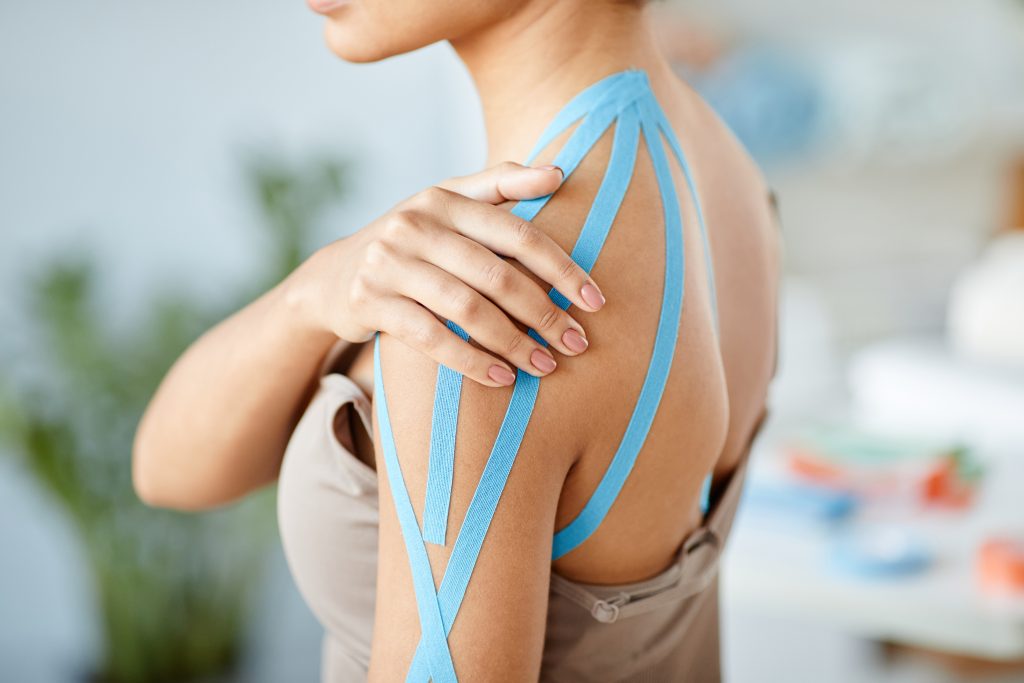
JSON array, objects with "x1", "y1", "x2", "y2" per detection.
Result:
[
  {"x1": 830, "y1": 527, "x2": 933, "y2": 579},
  {"x1": 688, "y1": 46, "x2": 822, "y2": 164},
  {"x1": 742, "y1": 479, "x2": 859, "y2": 522}
]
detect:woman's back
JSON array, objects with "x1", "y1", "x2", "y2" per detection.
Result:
[
  {"x1": 365, "y1": 67, "x2": 778, "y2": 585},
  {"x1": 353, "y1": 66, "x2": 780, "y2": 680},
  {"x1": 533, "y1": 69, "x2": 779, "y2": 585}
]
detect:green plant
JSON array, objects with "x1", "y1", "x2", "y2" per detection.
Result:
[{"x1": 0, "y1": 149, "x2": 347, "y2": 683}]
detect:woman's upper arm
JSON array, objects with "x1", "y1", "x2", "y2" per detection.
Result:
[{"x1": 368, "y1": 330, "x2": 576, "y2": 681}]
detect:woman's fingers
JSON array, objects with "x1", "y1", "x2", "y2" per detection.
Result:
[
  {"x1": 400, "y1": 222, "x2": 589, "y2": 357},
  {"x1": 386, "y1": 254, "x2": 559, "y2": 378},
  {"x1": 348, "y1": 162, "x2": 611, "y2": 387},
  {"x1": 413, "y1": 186, "x2": 607, "y2": 315},
  {"x1": 377, "y1": 295, "x2": 519, "y2": 389},
  {"x1": 437, "y1": 161, "x2": 564, "y2": 204}
]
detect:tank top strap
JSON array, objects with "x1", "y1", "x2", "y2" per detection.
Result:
[
  {"x1": 548, "y1": 405, "x2": 769, "y2": 625},
  {"x1": 319, "y1": 373, "x2": 374, "y2": 439}
]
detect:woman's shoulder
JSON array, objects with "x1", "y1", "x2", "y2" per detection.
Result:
[
  {"x1": 672, "y1": 80, "x2": 780, "y2": 248},
  {"x1": 507, "y1": 79, "x2": 779, "y2": 456}
]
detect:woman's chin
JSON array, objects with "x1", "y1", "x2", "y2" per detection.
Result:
[{"x1": 322, "y1": 21, "x2": 398, "y2": 63}]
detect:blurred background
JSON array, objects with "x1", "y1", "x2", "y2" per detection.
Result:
[{"x1": 2, "y1": 1, "x2": 1023, "y2": 681}]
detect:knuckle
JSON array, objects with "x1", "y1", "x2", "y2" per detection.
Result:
[
  {"x1": 348, "y1": 272, "x2": 373, "y2": 307},
  {"x1": 436, "y1": 277, "x2": 461, "y2": 304},
  {"x1": 481, "y1": 260, "x2": 512, "y2": 292},
  {"x1": 505, "y1": 331, "x2": 526, "y2": 357},
  {"x1": 452, "y1": 291, "x2": 480, "y2": 319},
  {"x1": 364, "y1": 238, "x2": 395, "y2": 266},
  {"x1": 412, "y1": 323, "x2": 441, "y2": 352},
  {"x1": 536, "y1": 305, "x2": 561, "y2": 332},
  {"x1": 557, "y1": 256, "x2": 580, "y2": 283},
  {"x1": 496, "y1": 160, "x2": 520, "y2": 174},
  {"x1": 510, "y1": 218, "x2": 537, "y2": 248},
  {"x1": 383, "y1": 210, "x2": 416, "y2": 239},
  {"x1": 419, "y1": 185, "x2": 449, "y2": 209},
  {"x1": 456, "y1": 345, "x2": 478, "y2": 376}
]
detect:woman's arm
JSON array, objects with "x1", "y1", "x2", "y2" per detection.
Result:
[
  {"x1": 131, "y1": 264, "x2": 339, "y2": 510},
  {"x1": 133, "y1": 163, "x2": 606, "y2": 511},
  {"x1": 369, "y1": 329, "x2": 580, "y2": 681}
]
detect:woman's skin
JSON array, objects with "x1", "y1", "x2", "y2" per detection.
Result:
[
  {"x1": 133, "y1": 155, "x2": 606, "y2": 508},
  {"x1": 135, "y1": 0, "x2": 780, "y2": 680}
]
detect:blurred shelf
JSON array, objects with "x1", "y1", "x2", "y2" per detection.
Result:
[
  {"x1": 723, "y1": 479, "x2": 1024, "y2": 660},
  {"x1": 722, "y1": 337, "x2": 1024, "y2": 661}
]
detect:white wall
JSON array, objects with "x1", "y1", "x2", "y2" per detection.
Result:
[
  {"x1": 689, "y1": 0, "x2": 1024, "y2": 352},
  {"x1": 0, "y1": 2, "x2": 484, "y2": 680},
  {"x1": 1, "y1": 0, "x2": 486, "y2": 325}
]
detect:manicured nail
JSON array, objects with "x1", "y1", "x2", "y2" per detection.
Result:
[
  {"x1": 536, "y1": 164, "x2": 563, "y2": 179},
  {"x1": 488, "y1": 365, "x2": 516, "y2": 386},
  {"x1": 562, "y1": 328, "x2": 588, "y2": 353},
  {"x1": 531, "y1": 348, "x2": 557, "y2": 374},
  {"x1": 580, "y1": 282, "x2": 606, "y2": 310}
]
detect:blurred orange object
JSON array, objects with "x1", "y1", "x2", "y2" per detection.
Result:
[
  {"x1": 787, "y1": 445, "x2": 963, "y2": 501},
  {"x1": 977, "y1": 538, "x2": 1024, "y2": 595},
  {"x1": 782, "y1": 426, "x2": 981, "y2": 507},
  {"x1": 787, "y1": 447, "x2": 846, "y2": 487},
  {"x1": 1003, "y1": 156, "x2": 1024, "y2": 234},
  {"x1": 920, "y1": 457, "x2": 976, "y2": 509}
]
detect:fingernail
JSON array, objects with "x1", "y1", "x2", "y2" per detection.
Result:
[
  {"x1": 562, "y1": 328, "x2": 588, "y2": 353},
  {"x1": 531, "y1": 348, "x2": 557, "y2": 374},
  {"x1": 488, "y1": 364, "x2": 516, "y2": 386},
  {"x1": 580, "y1": 282, "x2": 606, "y2": 310},
  {"x1": 536, "y1": 164, "x2": 563, "y2": 179}
]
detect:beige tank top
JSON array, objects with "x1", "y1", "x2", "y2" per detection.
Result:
[{"x1": 277, "y1": 344, "x2": 769, "y2": 682}]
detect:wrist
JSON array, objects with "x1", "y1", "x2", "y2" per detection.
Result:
[{"x1": 277, "y1": 248, "x2": 335, "y2": 339}]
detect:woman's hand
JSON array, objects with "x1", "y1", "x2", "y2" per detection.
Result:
[
  {"x1": 132, "y1": 162, "x2": 604, "y2": 510},
  {"x1": 290, "y1": 162, "x2": 607, "y2": 388}
]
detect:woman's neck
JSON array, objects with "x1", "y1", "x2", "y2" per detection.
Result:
[{"x1": 451, "y1": 1, "x2": 672, "y2": 166}]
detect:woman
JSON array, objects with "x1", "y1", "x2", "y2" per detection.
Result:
[{"x1": 133, "y1": 1, "x2": 780, "y2": 681}]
